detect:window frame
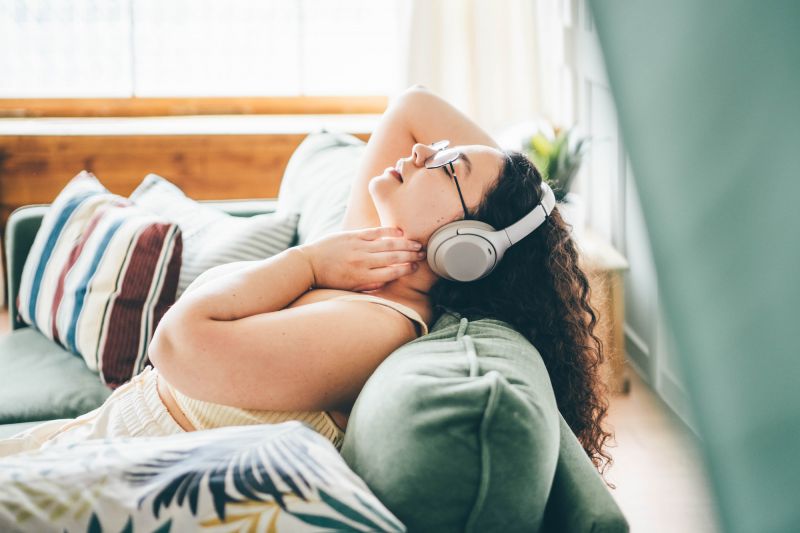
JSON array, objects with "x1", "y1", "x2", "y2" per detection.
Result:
[{"x1": 0, "y1": 96, "x2": 389, "y2": 118}]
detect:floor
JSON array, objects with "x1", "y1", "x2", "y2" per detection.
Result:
[
  {"x1": 603, "y1": 367, "x2": 722, "y2": 532},
  {"x1": 0, "y1": 305, "x2": 722, "y2": 532}
]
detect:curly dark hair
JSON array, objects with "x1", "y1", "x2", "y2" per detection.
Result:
[{"x1": 428, "y1": 150, "x2": 616, "y2": 488}]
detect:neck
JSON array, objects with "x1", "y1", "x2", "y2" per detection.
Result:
[{"x1": 365, "y1": 261, "x2": 438, "y2": 307}]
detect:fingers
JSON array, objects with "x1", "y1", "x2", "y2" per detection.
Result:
[
  {"x1": 360, "y1": 226, "x2": 404, "y2": 241},
  {"x1": 366, "y1": 249, "x2": 426, "y2": 268},
  {"x1": 356, "y1": 226, "x2": 425, "y2": 286},
  {"x1": 365, "y1": 236, "x2": 423, "y2": 252}
]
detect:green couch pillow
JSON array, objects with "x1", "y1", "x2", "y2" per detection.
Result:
[
  {"x1": 341, "y1": 311, "x2": 561, "y2": 532},
  {"x1": 0, "y1": 328, "x2": 111, "y2": 424},
  {"x1": 276, "y1": 130, "x2": 366, "y2": 246}
]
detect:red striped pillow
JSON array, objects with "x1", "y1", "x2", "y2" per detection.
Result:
[{"x1": 16, "y1": 171, "x2": 182, "y2": 389}]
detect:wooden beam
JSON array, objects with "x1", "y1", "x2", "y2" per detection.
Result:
[{"x1": 0, "y1": 96, "x2": 389, "y2": 118}]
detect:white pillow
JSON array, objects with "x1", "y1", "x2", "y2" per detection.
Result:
[
  {"x1": 130, "y1": 174, "x2": 299, "y2": 299},
  {"x1": 276, "y1": 130, "x2": 366, "y2": 246},
  {"x1": 0, "y1": 422, "x2": 406, "y2": 532}
]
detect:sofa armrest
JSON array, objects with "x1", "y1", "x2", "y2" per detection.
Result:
[
  {"x1": 5, "y1": 205, "x2": 49, "y2": 331},
  {"x1": 4, "y1": 198, "x2": 279, "y2": 332},
  {"x1": 541, "y1": 415, "x2": 629, "y2": 532}
]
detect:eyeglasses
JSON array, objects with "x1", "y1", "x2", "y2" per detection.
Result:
[{"x1": 424, "y1": 140, "x2": 470, "y2": 220}]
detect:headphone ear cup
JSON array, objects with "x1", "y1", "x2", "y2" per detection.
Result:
[
  {"x1": 426, "y1": 222, "x2": 459, "y2": 277},
  {"x1": 427, "y1": 221, "x2": 499, "y2": 282}
]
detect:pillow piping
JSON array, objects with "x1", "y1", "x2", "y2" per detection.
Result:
[
  {"x1": 465, "y1": 370, "x2": 503, "y2": 532},
  {"x1": 458, "y1": 321, "x2": 502, "y2": 531},
  {"x1": 458, "y1": 320, "x2": 480, "y2": 378}
]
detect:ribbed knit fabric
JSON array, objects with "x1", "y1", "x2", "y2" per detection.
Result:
[
  {"x1": 165, "y1": 294, "x2": 428, "y2": 452},
  {"x1": 0, "y1": 366, "x2": 183, "y2": 458},
  {"x1": 168, "y1": 396, "x2": 346, "y2": 451}
]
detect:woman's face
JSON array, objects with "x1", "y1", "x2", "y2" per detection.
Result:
[{"x1": 368, "y1": 142, "x2": 505, "y2": 244}]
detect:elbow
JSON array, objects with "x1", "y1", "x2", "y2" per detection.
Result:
[
  {"x1": 391, "y1": 84, "x2": 433, "y2": 112},
  {"x1": 400, "y1": 85, "x2": 432, "y2": 104},
  {"x1": 147, "y1": 305, "x2": 195, "y2": 370},
  {"x1": 147, "y1": 323, "x2": 178, "y2": 370},
  {"x1": 405, "y1": 83, "x2": 429, "y2": 93}
]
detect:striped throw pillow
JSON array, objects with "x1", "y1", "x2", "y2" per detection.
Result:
[
  {"x1": 16, "y1": 171, "x2": 182, "y2": 389},
  {"x1": 129, "y1": 174, "x2": 299, "y2": 300}
]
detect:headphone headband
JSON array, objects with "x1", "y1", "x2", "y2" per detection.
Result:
[{"x1": 503, "y1": 181, "x2": 556, "y2": 245}]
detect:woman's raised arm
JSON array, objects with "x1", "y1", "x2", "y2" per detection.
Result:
[{"x1": 341, "y1": 86, "x2": 501, "y2": 231}]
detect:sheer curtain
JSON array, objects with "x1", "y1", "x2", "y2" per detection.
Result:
[{"x1": 398, "y1": 0, "x2": 550, "y2": 137}]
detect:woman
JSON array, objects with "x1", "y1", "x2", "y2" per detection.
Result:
[{"x1": 0, "y1": 86, "x2": 614, "y2": 487}]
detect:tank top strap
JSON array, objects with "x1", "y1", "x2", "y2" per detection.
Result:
[{"x1": 330, "y1": 294, "x2": 429, "y2": 336}]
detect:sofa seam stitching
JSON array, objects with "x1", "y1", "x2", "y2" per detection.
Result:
[{"x1": 464, "y1": 370, "x2": 501, "y2": 532}]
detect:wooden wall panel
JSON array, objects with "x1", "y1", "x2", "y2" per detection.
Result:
[{"x1": 0, "y1": 132, "x2": 370, "y2": 226}]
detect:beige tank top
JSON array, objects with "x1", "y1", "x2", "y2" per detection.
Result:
[{"x1": 164, "y1": 293, "x2": 428, "y2": 450}]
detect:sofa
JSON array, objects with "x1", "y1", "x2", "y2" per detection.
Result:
[{"x1": 0, "y1": 131, "x2": 628, "y2": 532}]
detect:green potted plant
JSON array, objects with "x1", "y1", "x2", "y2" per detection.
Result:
[
  {"x1": 523, "y1": 125, "x2": 589, "y2": 201},
  {"x1": 522, "y1": 124, "x2": 591, "y2": 237}
]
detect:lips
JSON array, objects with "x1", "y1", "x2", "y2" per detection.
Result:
[{"x1": 389, "y1": 168, "x2": 403, "y2": 182}]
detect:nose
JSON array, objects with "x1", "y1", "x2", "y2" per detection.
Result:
[{"x1": 411, "y1": 142, "x2": 438, "y2": 167}]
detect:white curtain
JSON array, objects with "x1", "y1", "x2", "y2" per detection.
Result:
[{"x1": 398, "y1": 0, "x2": 551, "y2": 138}]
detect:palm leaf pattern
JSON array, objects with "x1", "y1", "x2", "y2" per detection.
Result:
[
  {"x1": 0, "y1": 422, "x2": 403, "y2": 532},
  {"x1": 122, "y1": 423, "x2": 406, "y2": 532}
]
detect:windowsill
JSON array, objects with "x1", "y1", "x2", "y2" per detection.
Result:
[
  {"x1": 576, "y1": 226, "x2": 629, "y2": 272},
  {"x1": 0, "y1": 114, "x2": 382, "y2": 136}
]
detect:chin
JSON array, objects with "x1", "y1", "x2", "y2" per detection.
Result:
[{"x1": 367, "y1": 199, "x2": 394, "y2": 228}]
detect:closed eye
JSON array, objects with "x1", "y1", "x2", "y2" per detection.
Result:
[
  {"x1": 460, "y1": 153, "x2": 472, "y2": 177},
  {"x1": 442, "y1": 159, "x2": 470, "y2": 180}
]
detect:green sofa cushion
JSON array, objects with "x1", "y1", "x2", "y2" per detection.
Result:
[
  {"x1": 276, "y1": 130, "x2": 366, "y2": 246},
  {"x1": 0, "y1": 328, "x2": 111, "y2": 424},
  {"x1": 542, "y1": 416, "x2": 629, "y2": 532},
  {"x1": 341, "y1": 311, "x2": 561, "y2": 532}
]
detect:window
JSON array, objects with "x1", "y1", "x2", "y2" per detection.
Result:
[{"x1": 0, "y1": 0, "x2": 404, "y2": 98}]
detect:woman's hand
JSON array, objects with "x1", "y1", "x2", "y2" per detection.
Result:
[{"x1": 296, "y1": 226, "x2": 426, "y2": 292}]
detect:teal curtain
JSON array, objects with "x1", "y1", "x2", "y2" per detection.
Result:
[{"x1": 588, "y1": 2, "x2": 800, "y2": 532}]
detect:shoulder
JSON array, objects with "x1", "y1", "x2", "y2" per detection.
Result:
[
  {"x1": 290, "y1": 290, "x2": 420, "y2": 344},
  {"x1": 289, "y1": 288, "x2": 428, "y2": 339},
  {"x1": 267, "y1": 296, "x2": 419, "y2": 410},
  {"x1": 285, "y1": 288, "x2": 354, "y2": 308}
]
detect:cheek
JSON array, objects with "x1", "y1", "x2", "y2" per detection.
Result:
[
  {"x1": 371, "y1": 180, "x2": 461, "y2": 239},
  {"x1": 401, "y1": 188, "x2": 461, "y2": 239}
]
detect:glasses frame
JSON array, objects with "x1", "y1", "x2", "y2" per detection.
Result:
[{"x1": 424, "y1": 140, "x2": 470, "y2": 220}]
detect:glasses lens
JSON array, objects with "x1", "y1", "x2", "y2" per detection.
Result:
[
  {"x1": 430, "y1": 139, "x2": 450, "y2": 151},
  {"x1": 425, "y1": 147, "x2": 460, "y2": 169}
]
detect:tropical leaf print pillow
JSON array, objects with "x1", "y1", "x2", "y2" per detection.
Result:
[{"x1": 0, "y1": 421, "x2": 405, "y2": 532}]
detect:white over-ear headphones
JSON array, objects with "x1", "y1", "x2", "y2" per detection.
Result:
[{"x1": 426, "y1": 181, "x2": 556, "y2": 282}]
